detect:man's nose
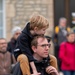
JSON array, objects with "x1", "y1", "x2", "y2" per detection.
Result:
[{"x1": 45, "y1": 45, "x2": 49, "y2": 50}]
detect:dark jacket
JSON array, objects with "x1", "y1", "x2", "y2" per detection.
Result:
[
  {"x1": 13, "y1": 62, "x2": 22, "y2": 75},
  {"x1": 14, "y1": 22, "x2": 34, "y2": 62},
  {"x1": 7, "y1": 38, "x2": 17, "y2": 54},
  {"x1": 33, "y1": 57, "x2": 50, "y2": 75},
  {"x1": 32, "y1": 55, "x2": 58, "y2": 75}
]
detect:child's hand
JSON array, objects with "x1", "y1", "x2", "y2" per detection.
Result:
[
  {"x1": 30, "y1": 62, "x2": 41, "y2": 75},
  {"x1": 31, "y1": 72, "x2": 41, "y2": 75},
  {"x1": 46, "y1": 66, "x2": 59, "y2": 75}
]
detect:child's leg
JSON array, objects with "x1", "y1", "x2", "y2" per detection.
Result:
[
  {"x1": 17, "y1": 54, "x2": 31, "y2": 75},
  {"x1": 49, "y1": 54, "x2": 58, "y2": 70}
]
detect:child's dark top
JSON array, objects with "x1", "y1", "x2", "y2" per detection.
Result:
[
  {"x1": 14, "y1": 22, "x2": 34, "y2": 62},
  {"x1": 7, "y1": 38, "x2": 17, "y2": 54}
]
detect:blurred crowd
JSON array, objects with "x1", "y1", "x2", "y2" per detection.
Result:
[
  {"x1": 53, "y1": 17, "x2": 75, "y2": 75},
  {"x1": 0, "y1": 26, "x2": 21, "y2": 75}
]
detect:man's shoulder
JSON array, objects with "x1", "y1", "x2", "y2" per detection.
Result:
[
  {"x1": 54, "y1": 26, "x2": 59, "y2": 34},
  {"x1": 54, "y1": 26, "x2": 71, "y2": 33},
  {"x1": 49, "y1": 54, "x2": 57, "y2": 62},
  {"x1": 49, "y1": 54, "x2": 58, "y2": 70}
]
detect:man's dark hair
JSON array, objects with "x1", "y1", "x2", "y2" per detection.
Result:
[{"x1": 31, "y1": 35, "x2": 46, "y2": 48}]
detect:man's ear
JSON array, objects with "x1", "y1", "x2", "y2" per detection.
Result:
[{"x1": 31, "y1": 46, "x2": 37, "y2": 53}]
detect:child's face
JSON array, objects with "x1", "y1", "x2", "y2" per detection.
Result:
[{"x1": 35, "y1": 28, "x2": 46, "y2": 35}]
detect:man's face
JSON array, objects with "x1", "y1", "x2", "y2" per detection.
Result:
[
  {"x1": 0, "y1": 39, "x2": 7, "y2": 52},
  {"x1": 33, "y1": 38, "x2": 51, "y2": 59}
]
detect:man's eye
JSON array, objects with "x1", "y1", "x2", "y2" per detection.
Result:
[{"x1": 41, "y1": 45, "x2": 46, "y2": 47}]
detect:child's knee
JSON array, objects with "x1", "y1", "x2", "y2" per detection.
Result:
[{"x1": 17, "y1": 54, "x2": 28, "y2": 63}]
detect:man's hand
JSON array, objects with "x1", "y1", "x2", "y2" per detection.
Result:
[{"x1": 46, "y1": 66, "x2": 59, "y2": 75}]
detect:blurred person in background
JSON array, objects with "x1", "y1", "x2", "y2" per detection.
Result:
[
  {"x1": 52, "y1": 17, "x2": 70, "y2": 71},
  {"x1": 59, "y1": 30, "x2": 75, "y2": 75},
  {"x1": 7, "y1": 26, "x2": 22, "y2": 54},
  {"x1": 0, "y1": 38, "x2": 16, "y2": 75}
]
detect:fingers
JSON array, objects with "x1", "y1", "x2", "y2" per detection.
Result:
[{"x1": 46, "y1": 66, "x2": 58, "y2": 74}]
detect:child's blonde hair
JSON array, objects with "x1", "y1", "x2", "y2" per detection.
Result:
[{"x1": 30, "y1": 12, "x2": 49, "y2": 30}]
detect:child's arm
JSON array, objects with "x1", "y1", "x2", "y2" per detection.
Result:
[{"x1": 30, "y1": 61, "x2": 41, "y2": 75}]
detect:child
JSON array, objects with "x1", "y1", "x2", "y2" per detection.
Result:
[{"x1": 14, "y1": 12, "x2": 49, "y2": 75}]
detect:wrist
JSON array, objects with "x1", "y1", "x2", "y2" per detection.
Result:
[{"x1": 33, "y1": 69, "x2": 37, "y2": 73}]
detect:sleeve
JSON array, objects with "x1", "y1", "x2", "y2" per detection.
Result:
[
  {"x1": 14, "y1": 33, "x2": 34, "y2": 62},
  {"x1": 59, "y1": 43, "x2": 70, "y2": 65}
]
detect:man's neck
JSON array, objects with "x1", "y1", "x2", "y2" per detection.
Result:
[{"x1": 33, "y1": 54, "x2": 43, "y2": 61}]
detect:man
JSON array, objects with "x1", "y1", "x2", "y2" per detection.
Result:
[
  {"x1": 17, "y1": 35, "x2": 58, "y2": 75},
  {"x1": 0, "y1": 38, "x2": 16, "y2": 75},
  {"x1": 31, "y1": 35, "x2": 58, "y2": 75}
]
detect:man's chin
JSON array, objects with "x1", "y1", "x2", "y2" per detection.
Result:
[{"x1": 43, "y1": 55, "x2": 48, "y2": 58}]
